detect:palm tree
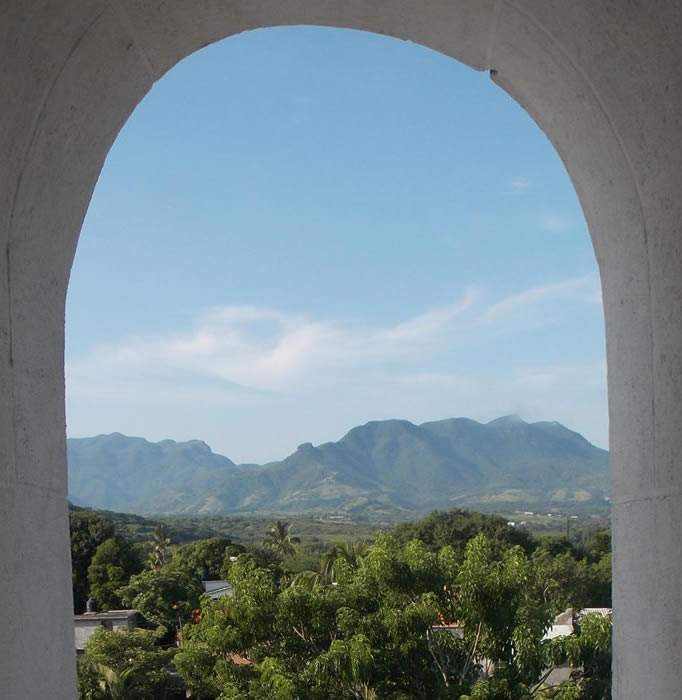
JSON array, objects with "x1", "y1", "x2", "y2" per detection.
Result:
[
  {"x1": 147, "y1": 524, "x2": 171, "y2": 570},
  {"x1": 321, "y1": 539, "x2": 370, "y2": 582},
  {"x1": 94, "y1": 664, "x2": 135, "y2": 700},
  {"x1": 263, "y1": 520, "x2": 300, "y2": 558},
  {"x1": 292, "y1": 539, "x2": 371, "y2": 588},
  {"x1": 290, "y1": 569, "x2": 324, "y2": 589}
]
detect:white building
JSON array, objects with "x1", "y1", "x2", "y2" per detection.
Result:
[{"x1": 73, "y1": 609, "x2": 140, "y2": 653}]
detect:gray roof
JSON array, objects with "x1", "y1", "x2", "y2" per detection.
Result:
[
  {"x1": 578, "y1": 608, "x2": 612, "y2": 618},
  {"x1": 74, "y1": 609, "x2": 139, "y2": 621},
  {"x1": 202, "y1": 580, "x2": 233, "y2": 599}
]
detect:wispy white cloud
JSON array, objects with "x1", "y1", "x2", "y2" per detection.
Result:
[
  {"x1": 66, "y1": 357, "x2": 608, "y2": 462},
  {"x1": 68, "y1": 277, "x2": 601, "y2": 394},
  {"x1": 484, "y1": 276, "x2": 601, "y2": 322},
  {"x1": 66, "y1": 276, "x2": 607, "y2": 461},
  {"x1": 380, "y1": 287, "x2": 479, "y2": 342},
  {"x1": 68, "y1": 295, "x2": 473, "y2": 395}
]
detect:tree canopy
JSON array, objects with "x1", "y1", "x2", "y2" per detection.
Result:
[
  {"x1": 264, "y1": 521, "x2": 301, "y2": 558},
  {"x1": 70, "y1": 509, "x2": 116, "y2": 612},
  {"x1": 175, "y1": 533, "x2": 611, "y2": 699},
  {"x1": 77, "y1": 625, "x2": 182, "y2": 699},
  {"x1": 72, "y1": 507, "x2": 612, "y2": 699},
  {"x1": 87, "y1": 536, "x2": 143, "y2": 611}
]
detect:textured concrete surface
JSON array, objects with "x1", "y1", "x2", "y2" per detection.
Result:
[{"x1": 1, "y1": 1, "x2": 681, "y2": 698}]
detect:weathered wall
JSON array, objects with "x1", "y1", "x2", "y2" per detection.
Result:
[{"x1": 1, "y1": 1, "x2": 681, "y2": 697}]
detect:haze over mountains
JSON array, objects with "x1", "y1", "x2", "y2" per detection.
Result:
[{"x1": 67, "y1": 416, "x2": 609, "y2": 516}]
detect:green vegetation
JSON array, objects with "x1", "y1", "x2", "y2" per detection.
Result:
[
  {"x1": 70, "y1": 509, "x2": 116, "y2": 612},
  {"x1": 147, "y1": 525, "x2": 172, "y2": 569},
  {"x1": 68, "y1": 432, "x2": 239, "y2": 515},
  {"x1": 87, "y1": 536, "x2": 143, "y2": 611},
  {"x1": 392, "y1": 509, "x2": 536, "y2": 554},
  {"x1": 77, "y1": 625, "x2": 182, "y2": 699},
  {"x1": 172, "y1": 533, "x2": 610, "y2": 699},
  {"x1": 89, "y1": 508, "x2": 383, "y2": 552},
  {"x1": 167, "y1": 536, "x2": 246, "y2": 580},
  {"x1": 117, "y1": 568, "x2": 204, "y2": 629},
  {"x1": 263, "y1": 520, "x2": 302, "y2": 558},
  {"x1": 73, "y1": 506, "x2": 612, "y2": 699}
]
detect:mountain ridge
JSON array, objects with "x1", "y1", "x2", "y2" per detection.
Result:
[{"x1": 67, "y1": 415, "x2": 609, "y2": 516}]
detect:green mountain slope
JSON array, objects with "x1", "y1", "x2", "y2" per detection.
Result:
[
  {"x1": 67, "y1": 416, "x2": 609, "y2": 515},
  {"x1": 67, "y1": 433, "x2": 239, "y2": 513}
]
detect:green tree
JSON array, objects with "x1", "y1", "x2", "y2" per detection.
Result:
[
  {"x1": 585, "y1": 530, "x2": 611, "y2": 561},
  {"x1": 77, "y1": 626, "x2": 181, "y2": 700},
  {"x1": 92, "y1": 664, "x2": 136, "y2": 700},
  {"x1": 87, "y1": 536, "x2": 143, "y2": 611},
  {"x1": 168, "y1": 537, "x2": 244, "y2": 581},
  {"x1": 548, "y1": 612, "x2": 612, "y2": 700},
  {"x1": 70, "y1": 509, "x2": 116, "y2": 612},
  {"x1": 532, "y1": 549, "x2": 611, "y2": 613},
  {"x1": 173, "y1": 531, "x2": 611, "y2": 699},
  {"x1": 178, "y1": 536, "x2": 461, "y2": 698},
  {"x1": 147, "y1": 524, "x2": 172, "y2": 570},
  {"x1": 393, "y1": 508, "x2": 536, "y2": 556},
  {"x1": 117, "y1": 568, "x2": 203, "y2": 629},
  {"x1": 454, "y1": 534, "x2": 554, "y2": 696},
  {"x1": 263, "y1": 521, "x2": 301, "y2": 558},
  {"x1": 174, "y1": 558, "x2": 279, "y2": 699},
  {"x1": 322, "y1": 539, "x2": 370, "y2": 579},
  {"x1": 540, "y1": 536, "x2": 581, "y2": 558},
  {"x1": 292, "y1": 539, "x2": 370, "y2": 588},
  {"x1": 309, "y1": 634, "x2": 376, "y2": 699}
]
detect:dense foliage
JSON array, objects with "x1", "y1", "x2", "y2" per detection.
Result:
[
  {"x1": 73, "y1": 508, "x2": 612, "y2": 699},
  {"x1": 77, "y1": 625, "x2": 182, "y2": 699},
  {"x1": 70, "y1": 509, "x2": 116, "y2": 612},
  {"x1": 87, "y1": 536, "x2": 143, "y2": 611},
  {"x1": 168, "y1": 537, "x2": 246, "y2": 580},
  {"x1": 173, "y1": 534, "x2": 611, "y2": 699},
  {"x1": 393, "y1": 509, "x2": 537, "y2": 554}
]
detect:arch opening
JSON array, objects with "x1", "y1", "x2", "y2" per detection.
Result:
[
  {"x1": 67, "y1": 25, "x2": 608, "y2": 472},
  {"x1": 67, "y1": 19, "x2": 612, "y2": 696}
]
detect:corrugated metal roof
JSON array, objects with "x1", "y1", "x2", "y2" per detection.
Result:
[{"x1": 579, "y1": 608, "x2": 612, "y2": 617}]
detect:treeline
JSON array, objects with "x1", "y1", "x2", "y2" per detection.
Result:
[
  {"x1": 393, "y1": 510, "x2": 611, "y2": 612},
  {"x1": 71, "y1": 508, "x2": 612, "y2": 699},
  {"x1": 78, "y1": 506, "x2": 383, "y2": 547}
]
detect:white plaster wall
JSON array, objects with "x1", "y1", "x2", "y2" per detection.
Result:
[
  {"x1": 1, "y1": 1, "x2": 681, "y2": 698},
  {"x1": 74, "y1": 621, "x2": 101, "y2": 652},
  {"x1": 74, "y1": 616, "x2": 137, "y2": 650}
]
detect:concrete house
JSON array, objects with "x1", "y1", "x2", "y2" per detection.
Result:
[{"x1": 74, "y1": 608, "x2": 140, "y2": 654}]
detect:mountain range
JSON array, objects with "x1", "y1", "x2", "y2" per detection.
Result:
[{"x1": 67, "y1": 415, "x2": 609, "y2": 516}]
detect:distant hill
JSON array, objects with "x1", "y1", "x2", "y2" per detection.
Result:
[
  {"x1": 67, "y1": 433, "x2": 240, "y2": 513},
  {"x1": 67, "y1": 416, "x2": 609, "y2": 515}
]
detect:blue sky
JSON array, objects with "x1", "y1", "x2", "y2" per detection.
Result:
[{"x1": 65, "y1": 26, "x2": 606, "y2": 463}]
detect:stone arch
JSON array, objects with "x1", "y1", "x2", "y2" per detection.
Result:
[{"x1": 2, "y1": 2, "x2": 681, "y2": 698}]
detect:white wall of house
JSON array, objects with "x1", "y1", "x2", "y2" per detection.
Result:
[{"x1": 74, "y1": 611, "x2": 139, "y2": 652}]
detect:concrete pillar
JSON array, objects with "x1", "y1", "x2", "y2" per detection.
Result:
[
  {"x1": 1, "y1": 1, "x2": 682, "y2": 698},
  {"x1": 487, "y1": 6, "x2": 682, "y2": 697},
  {"x1": 0, "y1": 3, "x2": 155, "y2": 696}
]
